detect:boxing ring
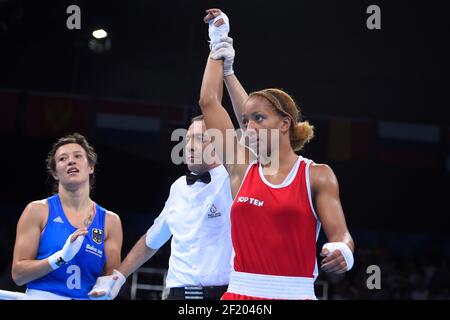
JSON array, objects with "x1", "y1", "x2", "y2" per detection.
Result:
[{"x1": 0, "y1": 289, "x2": 26, "y2": 300}]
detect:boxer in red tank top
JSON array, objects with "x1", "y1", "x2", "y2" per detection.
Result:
[
  {"x1": 200, "y1": 9, "x2": 355, "y2": 300},
  {"x1": 231, "y1": 157, "x2": 319, "y2": 278}
]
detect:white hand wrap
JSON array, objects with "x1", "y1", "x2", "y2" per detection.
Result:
[
  {"x1": 322, "y1": 242, "x2": 354, "y2": 271},
  {"x1": 89, "y1": 269, "x2": 126, "y2": 300},
  {"x1": 208, "y1": 12, "x2": 230, "y2": 47},
  {"x1": 88, "y1": 276, "x2": 115, "y2": 300},
  {"x1": 48, "y1": 232, "x2": 85, "y2": 270},
  {"x1": 210, "y1": 36, "x2": 235, "y2": 76}
]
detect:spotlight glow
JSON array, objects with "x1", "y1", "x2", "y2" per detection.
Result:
[{"x1": 92, "y1": 29, "x2": 108, "y2": 39}]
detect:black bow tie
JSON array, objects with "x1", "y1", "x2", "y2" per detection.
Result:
[{"x1": 186, "y1": 171, "x2": 211, "y2": 185}]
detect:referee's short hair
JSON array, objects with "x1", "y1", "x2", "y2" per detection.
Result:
[{"x1": 190, "y1": 114, "x2": 204, "y2": 123}]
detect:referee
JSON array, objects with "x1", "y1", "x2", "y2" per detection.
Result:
[{"x1": 89, "y1": 115, "x2": 233, "y2": 300}]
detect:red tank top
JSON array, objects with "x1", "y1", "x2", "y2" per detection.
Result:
[{"x1": 231, "y1": 156, "x2": 320, "y2": 278}]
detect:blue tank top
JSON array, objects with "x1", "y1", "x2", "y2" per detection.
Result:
[{"x1": 27, "y1": 194, "x2": 107, "y2": 299}]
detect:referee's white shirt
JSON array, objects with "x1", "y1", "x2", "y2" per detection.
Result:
[{"x1": 146, "y1": 165, "x2": 233, "y2": 288}]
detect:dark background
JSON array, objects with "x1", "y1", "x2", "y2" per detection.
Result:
[{"x1": 0, "y1": 0, "x2": 449, "y2": 299}]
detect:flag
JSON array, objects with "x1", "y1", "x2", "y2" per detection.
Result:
[
  {"x1": 328, "y1": 118, "x2": 372, "y2": 161},
  {"x1": 95, "y1": 98, "x2": 162, "y2": 145},
  {"x1": 446, "y1": 127, "x2": 450, "y2": 173},
  {"x1": 378, "y1": 121, "x2": 440, "y2": 168},
  {"x1": 25, "y1": 92, "x2": 92, "y2": 137},
  {"x1": 0, "y1": 89, "x2": 19, "y2": 133},
  {"x1": 95, "y1": 98, "x2": 183, "y2": 163}
]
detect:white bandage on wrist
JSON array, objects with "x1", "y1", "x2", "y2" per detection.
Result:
[
  {"x1": 322, "y1": 242, "x2": 354, "y2": 271},
  {"x1": 47, "y1": 232, "x2": 85, "y2": 270},
  {"x1": 89, "y1": 269, "x2": 126, "y2": 300},
  {"x1": 47, "y1": 252, "x2": 66, "y2": 270},
  {"x1": 208, "y1": 12, "x2": 230, "y2": 46},
  {"x1": 88, "y1": 275, "x2": 115, "y2": 300},
  {"x1": 110, "y1": 269, "x2": 126, "y2": 299},
  {"x1": 210, "y1": 35, "x2": 233, "y2": 52}
]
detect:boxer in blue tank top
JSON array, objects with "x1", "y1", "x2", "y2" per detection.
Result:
[{"x1": 12, "y1": 133, "x2": 123, "y2": 300}]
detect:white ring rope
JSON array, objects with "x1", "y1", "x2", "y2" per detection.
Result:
[{"x1": 0, "y1": 289, "x2": 26, "y2": 300}]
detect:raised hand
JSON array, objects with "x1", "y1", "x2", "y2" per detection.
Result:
[
  {"x1": 203, "y1": 8, "x2": 230, "y2": 46},
  {"x1": 47, "y1": 228, "x2": 88, "y2": 270}
]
